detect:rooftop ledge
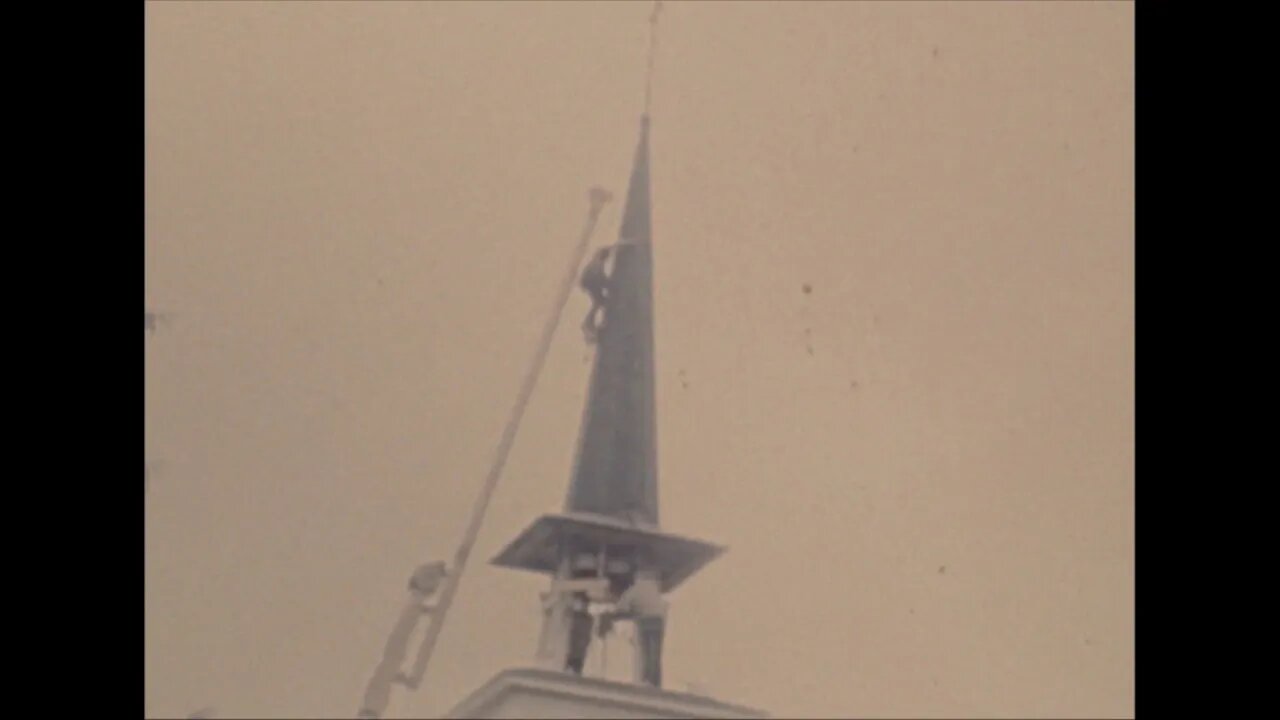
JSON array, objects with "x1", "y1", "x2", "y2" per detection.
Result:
[{"x1": 445, "y1": 666, "x2": 768, "y2": 719}]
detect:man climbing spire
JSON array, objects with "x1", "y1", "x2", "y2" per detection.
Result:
[{"x1": 580, "y1": 246, "x2": 614, "y2": 344}]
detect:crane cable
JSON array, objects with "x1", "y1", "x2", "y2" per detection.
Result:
[{"x1": 359, "y1": 186, "x2": 614, "y2": 718}]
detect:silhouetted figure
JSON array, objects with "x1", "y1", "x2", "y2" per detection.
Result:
[{"x1": 580, "y1": 247, "x2": 614, "y2": 344}]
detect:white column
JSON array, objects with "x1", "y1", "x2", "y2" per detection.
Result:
[{"x1": 534, "y1": 555, "x2": 573, "y2": 669}]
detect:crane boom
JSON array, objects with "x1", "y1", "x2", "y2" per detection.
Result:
[{"x1": 357, "y1": 186, "x2": 613, "y2": 719}]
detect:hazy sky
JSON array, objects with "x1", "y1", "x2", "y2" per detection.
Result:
[{"x1": 145, "y1": 2, "x2": 1134, "y2": 718}]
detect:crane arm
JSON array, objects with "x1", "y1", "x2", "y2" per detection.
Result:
[{"x1": 356, "y1": 186, "x2": 613, "y2": 718}]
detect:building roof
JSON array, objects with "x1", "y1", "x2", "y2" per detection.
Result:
[{"x1": 445, "y1": 667, "x2": 768, "y2": 719}]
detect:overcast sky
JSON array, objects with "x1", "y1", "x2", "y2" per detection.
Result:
[{"x1": 145, "y1": 2, "x2": 1134, "y2": 717}]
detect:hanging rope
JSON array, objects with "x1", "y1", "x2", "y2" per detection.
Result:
[
  {"x1": 357, "y1": 187, "x2": 614, "y2": 719},
  {"x1": 643, "y1": 1, "x2": 663, "y2": 116}
]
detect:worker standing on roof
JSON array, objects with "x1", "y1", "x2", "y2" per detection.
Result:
[{"x1": 598, "y1": 568, "x2": 668, "y2": 687}]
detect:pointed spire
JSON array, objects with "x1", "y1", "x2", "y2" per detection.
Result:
[
  {"x1": 619, "y1": 115, "x2": 652, "y2": 246},
  {"x1": 564, "y1": 116, "x2": 659, "y2": 527}
]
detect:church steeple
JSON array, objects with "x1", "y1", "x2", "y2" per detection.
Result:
[
  {"x1": 372, "y1": 7, "x2": 767, "y2": 715},
  {"x1": 490, "y1": 115, "x2": 723, "y2": 684},
  {"x1": 564, "y1": 116, "x2": 659, "y2": 527}
]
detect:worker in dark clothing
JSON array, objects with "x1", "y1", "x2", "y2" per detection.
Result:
[
  {"x1": 580, "y1": 246, "x2": 614, "y2": 344},
  {"x1": 565, "y1": 592, "x2": 595, "y2": 675}
]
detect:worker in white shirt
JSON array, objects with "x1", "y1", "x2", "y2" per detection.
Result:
[{"x1": 598, "y1": 569, "x2": 668, "y2": 687}]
